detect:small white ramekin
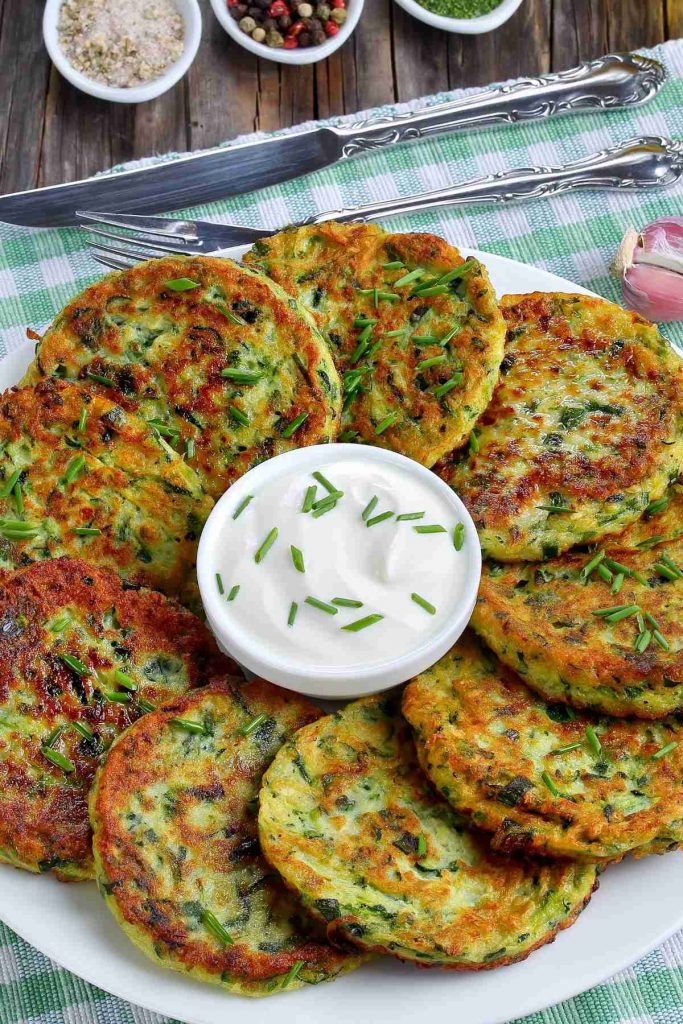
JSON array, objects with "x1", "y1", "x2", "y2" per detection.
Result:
[
  {"x1": 43, "y1": 0, "x2": 202, "y2": 104},
  {"x1": 209, "y1": 0, "x2": 365, "y2": 65},
  {"x1": 393, "y1": 0, "x2": 524, "y2": 34},
  {"x1": 197, "y1": 444, "x2": 481, "y2": 699}
]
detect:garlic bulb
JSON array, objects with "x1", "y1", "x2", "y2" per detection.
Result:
[{"x1": 611, "y1": 217, "x2": 683, "y2": 323}]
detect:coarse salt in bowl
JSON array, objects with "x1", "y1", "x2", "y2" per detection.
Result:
[{"x1": 43, "y1": 0, "x2": 202, "y2": 104}]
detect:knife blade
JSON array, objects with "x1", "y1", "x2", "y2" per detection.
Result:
[{"x1": 0, "y1": 52, "x2": 664, "y2": 227}]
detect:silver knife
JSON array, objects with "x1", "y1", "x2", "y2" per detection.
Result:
[{"x1": 0, "y1": 53, "x2": 664, "y2": 227}]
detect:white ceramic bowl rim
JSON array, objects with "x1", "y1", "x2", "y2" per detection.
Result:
[
  {"x1": 392, "y1": 0, "x2": 524, "y2": 35},
  {"x1": 197, "y1": 444, "x2": 481, "y2": 696},
  {"x1": 208, "y1": 0, "x2": 365, "y2": 66},
  {"x1": 43, "y1": 0, "x2": 202, "y2": 104}
]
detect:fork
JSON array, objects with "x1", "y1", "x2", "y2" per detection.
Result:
[{"x1": 79, "y1": 137, "x2": 683, "y2": 271}]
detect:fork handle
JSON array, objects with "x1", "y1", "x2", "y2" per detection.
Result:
[
  {"x1": 309, "y1": 138, "x2": 682, "y2": 225},
  {"x1": 333, "y1": 54, "x2": 665, "y2": 156}
]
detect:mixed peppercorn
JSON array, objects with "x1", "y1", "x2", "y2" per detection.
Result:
[{"x1": 228, "y1": 0, "x2": 348, "y2": 49}]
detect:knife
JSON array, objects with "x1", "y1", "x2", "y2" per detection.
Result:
[{"x1": 0, "y1": 52, "x2": 664, "y2": 227}]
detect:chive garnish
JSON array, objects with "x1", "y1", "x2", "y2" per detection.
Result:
[
  {"x1": 635, "y1": 630, "x2": 652, "y2": 653},
  {"x1": 433, "y1": 377, "x2": 461, "y2": 399},
  {"x1": 255, "y1": 527, "x2": 278, "y2": 564},
  {"x1": 553, "y1": 742, "x2": 583, "y2": 755},
  {"x1": 414, "y1": 524, "x2": 446, "y2": 534},
  {"x1": 163, "y1": 278, "x2": 200, "y2": 291},
  {"x1": 350, "y1": 323, "x2": 374, "y2": 364},
  {"x1": 50, "y1": 614, "x2": 70, "y2": 633},
  {"x1": 72, "y1": 527, "x2": 101, "y2": 537},
  {"x1": 312, "y1": 471, "x2": 338, "y2": 494},
  {"x1": 13, "y1": 482, "x2": 23, "y2": 515},
  {"x1": 215, "y1": 303, "x2": 247, "y2": 326},
  {"x1": 636, "y1": 611, "x2": 645, "y2": 633},
  {"x1": 394, "y1": 268, "x2": 425, "y2": 288},
  {"x1": 104, "y1": 690, "x2": 131, "y2": 704},
  {"x1": 137, "y1": 698, "x2": 156, "y2": 713},
  {"x1": 652, "y1": 741, "x2": 677, "y2": 761},
  {"x1": 302, "y1": 485, "x2": 317, "y2": 513},
  {"x1": 416, "y1": 833, "x2": 427, "y2": 857},
  {"x1": 290, "y1": 546, "x2": 305, "y2": 573},
  {"x1": 362, "y1": 496, "x2": 379, "y2": 521},
  {"x1": 280, "y1": 960, "x2": 305, "y2": 989},
  {"x1": 339, "y1": 430, "x2": 359, "y2": 442},
  {"x1": 311, "y1": 494, "x2": 340, "y2": 513},
  {"x1": 382, "y1": 261, "x2": 404, "y2": 270},
  {"x1": 282, "y1": 412, "x2": 309, "y2": 438},
  {"x1": 659, "y1": 553, "x2": 683, "y2": 577},
  {"x1": 72, "y1": 721, "x2": 94, "y2": 740},
  {"x1": 170, "y1": 718, "x2": 208, "y2": 735},
  {"x1": 411, "y1": 593, "x2": 436, "y2": 615},
  {"x1": 412, "y1": 284, "x2": 450, "y2": 298},
  {"x1": 42, "y1": 747, "x2": 75, "y2": 773},
  {"x1": 78, "y1": 407, "x2": 88, "y2": 432},
  {"x1": 396, "y1": 512, "x2": 425, "y2": 522},
  {"x1": 654, "y1": 562, "x2": 680, "y2": 581},
  {"x1": 453, "y1": 523, "x2": 465, "y2": 551},
  {"x1": 305, "y1": 596, "x2": 338, "y2": 615},
  {"x1": 312, "y1": 500, "x2": 337, "y2": 519},
  {"x1": 596, "y1": 563, "x2": 614, "y2": 584},
  {"x1": 385, "y1": 328, "x2": 407, "y2": 337},
  {"x1": 541, "y1": 771, "x2": 560, "y2": 797},
  {"x1": 375, "y1": 412, "x2": 399, "y2": 435},
  {"x1": 366, "y1": 510, "x2": 394, "y2": 528},
  {"x1": 201, "y1": 909, "x2": 233, "y2": 945},
  {"x1": 585, "y1": 725, "x2": 602, "y2": 757},
  {"x1": 645, "y1": 495, "x2": 669, "y2": 518},
  {"x1": 59, "y1": 653, "x2": 90, "y2": 677},
  {"x1": 216, "y1": 572, "x2": 225, "y2": 595},
  {"x1": 592, "y1": 604, "x2": 640, "y2": 623},
  {"x1": 469, "y1": 431, "x2": 480, "y2": 454},
  {"x1": 412, "y1": 335, "x2": 442, "y2": 346},
  {"x1": 229, "y1": 405, "x2": 249, "y2": 426},
  {"x1": 148, "y1": 419, "x2": 181, "y2": 440},
  {"x1": 611, "y1": 572, "x2": 625, "y2": 595},
  {"x1": 644, "y1": 611, "x2": 659, "y2": 630},
  {"x1": 240, "y1": 713, "x2": 269, "y2": 736},
  {"x1": 227, "y1": 585, "x2": 240, "y2": 602},
  {"x1": 287, "y1": 601, "x2": 298, "y2": 627},
  {"x1": 45, "y1": 725, "x2": 64, "y2": 748},
  {"x1": 582, "y1": 550, "x2": 605, "y2": 578},
  {"x1": 85, "y1": 371, "x2": 115, "y2": 387},
  {"x1": 353, "y1": 316, "x2": 379, "y2": 327},
  {"x1": 341, "y1": 613, "x2": 384, "y2": 632},
  {"x1": 221, "y1": 368, "x2": 264, "y2": 383},
  {"x1": 185, "y1": 438, "x2": 196, "y2": 460},
  {"x1": 537, "y1": 503, "x2": 574, "y2": 515},
  {"x1": 332, "y1": 598, "x2": 363, "y2": 608},
  {"x1": 113, "y1": 670, "x2": 137, "y2": 691},
  {"x1": 653, "y1": 629, "x2": 670, "y2": 651},
  {"x1": 417, "y1": 355, "x2": 448, "y2": 372},
  {"x1": 0, "y1": 469, "x2": 21, "y2": 499},
  {"x1": 232, "y1": 495, "x2": 253, "y2": 520},
  {"x1": 63, "y1": 454, "x2": 86, "y2": 486}
]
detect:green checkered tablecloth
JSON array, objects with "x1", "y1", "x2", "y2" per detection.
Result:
[{"x1": 1, "y1": 37, "x2": 683, "y2": 1024}]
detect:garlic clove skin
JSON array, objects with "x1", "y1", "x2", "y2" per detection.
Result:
[
  {"x1": 614, "y1": 216, "x2": 683, "y2": 323},
  {"x1": 622, "y1": 262, "x2": 683, "y2": 323}
]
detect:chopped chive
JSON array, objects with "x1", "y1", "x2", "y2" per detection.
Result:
[
  {"x1": 396, "y1": 511, "x2": 425, "y2": 522},
  {"x1": 282, "y1": 412, "x2": 309, "y2": 438},
  {"x1": 305, "y1": 596, "x2": 338, "y2": 615},
  {"x1": 417, "y1": 355, "x2": 448, "y2": 372},
  {"x1": 78, "y1": 407, "x2": 88, "y2": 432},
  {"x1": 635, "y1": 630, "x2": 652, "y2": 653},
  {"x1": 350, "y1": 323, "x2": 375, "y2": 364},
  {"x1": 216, "y1": 572, "x2": 225, "y2": 595},
  {"x1": 652, "y1": 740, "x2": 677, "y2": 761},
  {"x1": 553, "y1": 742, "x2": 583, "y2": 755},
  {"x1": 63, "y1": 455, "x2": 86, "y2": 486},
  {"x1": 13, "y1": 482, "x2": 23, "y2": 515},
  {"x1": 0, "y1": 527, "x2": 39, "y2": 540},
  {"x1": 637, "y1": 534, "x2": 667, "y2": 549},
  {"x1": 394, "y1": 268, "x2": 425, "y2": 288},
  {"x1": 362, "y1": 495, "x2": 379, "y2": 521},
  {"x1": 412, "y1": 284, "x2": 450, "y2": 298},
  {"x1": 170, "y1": 717, "x2": 208, "y2": 735},
  {"x1": 312, "y1": 471, "x2": 338, "y2": 495},
  {"x1": 440, "y1": 326, "x2": 461, "y2": 345},
  {"x1": 411, "y1": 592, "x2": 436, "y2": 615},
  {"x1": 660, "y1": 553, "x2": 683, "y2": 577},
  {"x1": 215, "y1": 303, "x2": 247, "y2": 326},
  {"x1": 201, "y1": 909, "x2": 233, "y2": 945},
  {"x1": 45, "y1": 726, "x2": 64, "y2": 748},
  {"x1": 585, "y1": 725, "x2": 602, "y2": 757},
  {"x1": 541, "y1": 771, "x2": 560, "y2": 797},
  {"x1": 290, "y1": 546, "x2": 305, "y2": 573},
  {"x1": 332, "y1": 597, "x2": 363, "y2": 608},
  {"x1": 469, "y1": 431, "x2": 480, "y2": 454},
  {"x1": 0, "y1": 469, "x2": 22, "y2": 499},
  {"x1": 255, "y1": 527, "x2": 278, "y2": 564},
  {"x1": 382, "y1": 260, "x2": 404, "y2": 270},
  {"x1": 416, "y1": 833, "x2": 427, "y2": 857},
  {"x1": 592, "y1": 603, "x2": 630, "y2": 617},
  {"x1": 85, "y1": 371, "x2": 114, "y2": 387},
  {"x1": 59, "y1": 653, "x2": 90, "y2": 677},
  {"x1": 280, "y1": 960, "x2": 305, "y2": 989},
  {"x1": 49, "y1": 615, "x2": 70, "y2": 632},
  {"x1": 375, "y1": 412, "x2": 399, "y2": 435},
  {"x1": 644, "y1": 611, "x2": 660, "y2": 630},
  {"x1": 163, "y1": 277, "x2": 200, "y2": 291},
  {"x1": 437, "y1": 259, "x2": 476, "y2": 283},
  {"x1": 353, "y1": 316, "x2": 379, "y2": 327},
  {"x1": 227, "y1": 585, "x2": 240, "y2": 602},
  {"x1": 433, "y1": 377, "x2": 461, "y2": 399},
  {"x1": 148, "y1": 419, "x2": 181, "y2": 440},
  {"x1": 611, "y1": 572, "x2": 625, "y2": 595},
  {"x1": 582, "y1": 550, "x2": 606, "y2": 578},
  {"x1": 185, "y1": 437, "x2": 195, "y2": 460},
  {"x1": 412, "y1": 335, "x2": 442, "y2": 346},
  {"x1": 229, "y1": 405, "x2": 249, "y2": 426},
  {"x1": 341, "y1": 613, "x2": 384, "y2": 632},
  {"x1": 302, "y1": 485, "x2": 317, "y2": 513},
  {"x1": 654, "y1": 562, "x2": 680, "y2": 581},
  {"x1": 645, "y1": 495, "x2": 669, "y2": 518},
  {"x1": 222, "y1": 367, "x2": 262, "y2": 384},
  {"x1": 42, "y1": 747, "x2": 75, "y2": 773},
  {"x1": 312, "y1": 500, "x2": 338, "y2": 519},
  {"x1": 605, "y1": 604, "x2": 641, "y2": 623},
  {"x1": 385, "y1": 328, "x2": 407, "y2": 337},
  {"x1": 72, "y1": 527, "x2": 101, "y2": 537},
  {"x1": 113, "y1": 670, "x2": 137, "y2": 692},
  {"x1": 339, "y1": 430, "x2": 359, "y2": 442},
  {"x1": 596, "y1": 563, "x2": 614, "y2": 583},
  {"x1": 366, "y1": 510, "x2": 394, "y2": 528},
  {"x1": 72, "y1": 720, "x2": 94, "y2": 740},
  {"x1": 636, "y1": 611, "x2": 645, "y2": 633},
  {"x1": 414, "y1": 524, "x2": 446, "y2": 534},
  {"x1": 453, "y1": 523, "x2": 465, "y2": 551},
  {"x1": 232, "y1": 494, "x2": 253, "y2": 520},
  {"x1": 137, "y1": 698, "x2": 156, "y2": 713},
  {"x1": 240, "y1": 712, "x2": 269, "y2": 736},
  {"x1": 287, "y1": 601, "x2": 298, "y2": 627},
  {"x1": 104, "y1": 690, "x2": 131, "y2": 704},
  {"x1": 653, "y1": 629, "x2": 670, "y2": 651},
  {"x1": 537, "y1": 503, "x2": 574, "y2": 515},
  {"x1": 0, "y1": 518, "x2": 37, "y2": 531}
]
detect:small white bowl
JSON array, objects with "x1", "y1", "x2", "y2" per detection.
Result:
[
  {"x1": 393, "y1": 0, "x2": 524, "y2": 34},
  {"x1": 209, "y1": 0, "x2": 364, "y2": 65},
  {"x1": 43, "y1": 0, "x2": 202, "y2": 104},
  {"x1": 197, "y1": 444, "x2": 481, "y2": 700}
]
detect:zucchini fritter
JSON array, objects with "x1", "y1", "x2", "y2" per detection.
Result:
[
  {"x1": 259, "y1": 695, "x2": 597, "y2": 969},
  {"x1": 90, "y1": 679, "x2": 363, "y2": 996},
  {"x1": 439, "y1": 293, "x2": 683, "y2": 561},
  {"x1": 0, "y1": 378, "x2": 213, "y2": 612},
  {"x1": 0, "y1": 558, "x2": 234, "y2": 881},
  {"x1": 403, "y1": 633, "x2": 683, "y2": 862},
  {"x1": 244, "y1": 222, "x2": 505, "y2": 465},
  {"x1": 25, "y1": 255, "x2": 341, "y2": 498},
  {"x1": 472, "y1": 483, "x2": 683, "y2": 718}
]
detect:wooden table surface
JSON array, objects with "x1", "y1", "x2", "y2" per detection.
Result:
[{"x1": 0, "y1": 0, "x2": 681, "y2": 193}]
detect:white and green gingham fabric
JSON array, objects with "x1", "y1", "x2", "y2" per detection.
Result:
[{"x1": 1, "y1": 37, "x2": 683, "y2": 1024}]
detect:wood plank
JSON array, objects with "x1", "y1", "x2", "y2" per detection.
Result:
[
  {"x1": 0, "y1": 0, "x2": 51, "y2": 192},
  {"x1": 342, "y1": 0, "x2": 395, "y2": 113},
  {"x1": 551, "y1": 0, "x2": 608, "y2": 69},
  {"x1": 392, "y1": 4, "x2": 449, "y2": 103},
  {"x1": 666, "y1": 0, "x2": 683, "y2": 37},
  {"x1": 448, "y1": 0, "x2": 550, "y2": 90},
  {"x1": 606, "y1": 0, "x2": 665, "y2": 50},
  {"x1": 39, "y1": 68, "x2": 114, "y2": 186}
]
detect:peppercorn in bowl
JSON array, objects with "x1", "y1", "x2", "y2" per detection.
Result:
[{"x1": 209, "y1": 0, "x2": 363, "y2": 63}]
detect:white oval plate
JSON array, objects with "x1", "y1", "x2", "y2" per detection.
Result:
[{"x1": 0, "y1": 246, "x2": 681, "y2": 1024}]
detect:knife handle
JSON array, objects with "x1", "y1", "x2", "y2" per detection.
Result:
[
  {"x1": 333, "y1": 53, "x2": 665, "y2": 157},
  {"x1": 309, "y1": 137, "x2": 683, "y2": 224}
]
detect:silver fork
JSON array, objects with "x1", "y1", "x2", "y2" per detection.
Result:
[{"x1": 79, "y1": 137, "x2": 683, "y2": 271}]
